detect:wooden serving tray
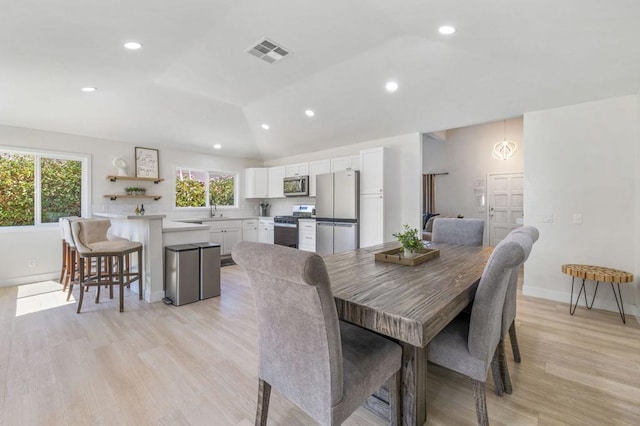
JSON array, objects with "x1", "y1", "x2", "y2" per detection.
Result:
[{"x1": 375, "y1": 247, "x2": 440, "y2": 266}]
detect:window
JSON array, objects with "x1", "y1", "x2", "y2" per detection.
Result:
[
  {"x1": 0, "y1": 147, "x2": 89, "y2": 227},
  {"x1": 175, "y1": 168, "x2": 237, "y2": 208}
]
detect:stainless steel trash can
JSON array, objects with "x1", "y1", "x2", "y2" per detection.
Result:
[
  {"x1": 191, "y1": 242, "x2": 221, "y2": 299},
  {"x1": 164, "y1": 244, "x2": 200, "y2": 306}
]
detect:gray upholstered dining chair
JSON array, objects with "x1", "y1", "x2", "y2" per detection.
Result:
[
  {"x1": 496, "y1": 226, "x2": 539, "y2": 395},
  {"x1": 232, "y1": 241, "x2": 402, "y2": 426},
  {"x1": 431, "y1": 218, "x2": 485, "y2": 246},
  {"x1": 427, "y1": 238, "x2": 526, "y2": 426}
]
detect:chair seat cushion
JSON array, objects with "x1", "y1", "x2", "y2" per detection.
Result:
[
  {"x1": 427, "y1": 314, "x2": 487, "y2": 381},
  {"x1": 331, "y1": 320, "x2": 402, "y2": 424},
  {"x1": 86, "y1": 240, "x2": 142, "y2": 255}
]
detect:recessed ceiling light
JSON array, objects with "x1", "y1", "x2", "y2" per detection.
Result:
[
  {"x1": 124, "y1": 41, "x2": 143, "y2": 50},
  {"x1": 261, "y1": 124, "x2": 270, "y2": 130},
  {"x1": 213, "y1": 144, "x2": 222, "y2": 149},
  {"x1": 81, "y1": 87, "x2": 96, "y2": 92},
  {"x1": 385, "y1": 81, "x2": 399, "y2": 92},
  {"x1": 305, "y1": 109, "x2": 315, "y2": 117},
  {"x1": 438, "y1": 25, "x2": 456, "y2": 35}
]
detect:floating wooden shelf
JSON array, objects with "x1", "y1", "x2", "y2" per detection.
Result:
[
  {"x1": 104, "y1": 195, "x2": 162, "y2": 201},
  {"x1": 106, "y1": 175, "x2": 164, "y2": 184}
]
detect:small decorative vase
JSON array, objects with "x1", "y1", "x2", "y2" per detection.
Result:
[{"x1": 403, "y1": 248, "x2": 417, "y2": 258}]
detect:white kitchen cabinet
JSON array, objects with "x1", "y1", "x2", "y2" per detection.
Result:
[
  {"x1": 242, "y1": 219, "x2": 258, "y2": 242},
  {"x1": 284, "y1": 162, "x2": 309, "y2": 177},
  {"x1": 331, "y1": 155, "x2": 360, "y2": 173},
  {"x1": 308, "y1": 159, "x2": 331, "y2": 197},
  {"x1": 245, "y1": 168, "x2": 269, "y2": 198},
  {"x1": 359, "y1": 193, "x2": 384, "y2": 248},
  {"x1": 360, "y1": 147, "x2": 385, "y2": 195},
  {"x1": 358, "y1": 147, "x2": 399, "y2": 247},
  {"x1": 298, "y1": 219, "x2": 316, "y2": 252},
  {"x1": 209, "y1": 220, "x2": 242, "y2": 255},
  {"x1": 258, "y1": 218, "x2": 274, "y2": 244},
  {"x1": 268, "y1": 166, "x2": 285, "y2": 198}
]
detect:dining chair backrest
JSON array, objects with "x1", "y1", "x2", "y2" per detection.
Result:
[
  {"x1": 468, "y1": 239, "x2": 526, "y2": 361},
  {"x1": 509, "y1": 226, "x2": 539, "y2": 245},
  {"x1": 232, "y1": 241, "x2": 343, "y2": 424},
  {"x1": 431, "y1": 218, "x2": 485, "y2": 246},
  {"x1": 70, "y1": 219, "x2": 112, "y2": 254},
  {"x1": 501, "y1": 226, "x2": 539, "y2": 333}
]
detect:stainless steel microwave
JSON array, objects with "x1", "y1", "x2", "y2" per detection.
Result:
[{"x1": 283, "y1": 175, "x2": 309, "y2": 197}]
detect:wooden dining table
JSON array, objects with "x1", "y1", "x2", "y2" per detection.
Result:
[{"x1": 323, "y1": 241, "x2": 492, "y2": 426}]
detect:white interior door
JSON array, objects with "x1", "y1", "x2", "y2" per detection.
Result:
[{"x1": 487, "y1": 172, "x2": 524, "y2": 246}]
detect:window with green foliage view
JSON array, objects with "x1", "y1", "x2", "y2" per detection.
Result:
[
  {"x1": 0, "y1": 149, "x2": 85, "y2": 227},
  {"x1": 175, "y1": 168, "x2": 236, "y2": 208}
]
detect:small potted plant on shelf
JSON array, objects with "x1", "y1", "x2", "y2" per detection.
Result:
[
  {"x1": 393, "y1": 224, "x2": 423, "y2": 258},
  {"x1": 125, "y1": 187, "x2": 146, "y2": 196}
]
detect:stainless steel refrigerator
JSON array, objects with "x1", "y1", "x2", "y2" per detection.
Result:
[{"x1": 316, "y1": 170, "x2": 359, "y2": 255}]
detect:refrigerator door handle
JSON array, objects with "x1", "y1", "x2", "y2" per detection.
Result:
[
  {"x1": 334, "y1": 223, "x2": 355, "y2": 227},
  {"x1": 317, "y1": 222, "x2": 334, "y2": 226}
]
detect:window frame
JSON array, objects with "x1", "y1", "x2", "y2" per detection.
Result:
[
  {"x1": 0, "y1": 145, "x2": 91, "y2": 231},
  {"x1": 174, "y1": 166, "x2": 239, "y2": 210}
]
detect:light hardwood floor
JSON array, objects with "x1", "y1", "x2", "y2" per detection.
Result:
[{"x1": 1, "y1": 265, "x2": 639, "y2": 425}]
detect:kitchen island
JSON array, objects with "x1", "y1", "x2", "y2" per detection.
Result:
[{"x1": 94, "y1": 213, "x2": 210, "y2": 303}]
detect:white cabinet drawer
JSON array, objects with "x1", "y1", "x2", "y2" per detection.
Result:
[
  {"x1": 243, "y1": 219, "x2": 258, "y2": 228},
  {"x1": 298, "y1": 221, "x2": 316, "y2": 232},
  {"x1": 298, "y1": 219, "x2": 316, "y2": 252},
  {"x1": 209, "y1": 220, "x2": 242, "y2": 230}
]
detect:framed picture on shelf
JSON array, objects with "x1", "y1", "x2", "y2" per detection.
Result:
[{"x1": 135, "y1": 147, "x2": 159, "y2": 179}]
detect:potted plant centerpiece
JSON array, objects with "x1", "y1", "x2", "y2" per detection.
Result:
[{"x1": 393, "y1": 224, "x2": 423, "y2": 258}]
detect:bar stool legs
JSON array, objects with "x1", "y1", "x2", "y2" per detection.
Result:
[{"x1": 75, "y1": 247, "x2": 143, "y2": 313}]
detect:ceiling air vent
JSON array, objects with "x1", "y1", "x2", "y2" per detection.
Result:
[{"x1": 246, "y1": 38, "x2": 291, "y2": 64}]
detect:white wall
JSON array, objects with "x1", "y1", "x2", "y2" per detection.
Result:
[
  {"x1": 265, "y1": 133, "x2": 423, "y2": 233},
  {"x1": 636, "y1": 91, "x2": 640, "y2": 323},
  {"x1": 0, "y1": 125, "x2": 261, "y2": 286},
  {"x1": 523, "y1": 95, "x2": 638, "y2": 315},
  {"x1": 422, "y1": 118, "x2": 524, "y2": 221}
]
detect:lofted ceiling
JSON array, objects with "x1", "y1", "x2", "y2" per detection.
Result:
[{"x1": 1, "y1": 0, "x2": 640, "y2": 160}]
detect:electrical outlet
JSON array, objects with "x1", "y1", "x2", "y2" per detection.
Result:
[
  {"x1": 573, "y1": 213, "x2": 583, "y2": 224},
  {"x1": 541, "y1": 214, "x2": 553, "y2": 223},
  {"x1": 28, "y1": 258, "x2": 36, "y2": 268}
]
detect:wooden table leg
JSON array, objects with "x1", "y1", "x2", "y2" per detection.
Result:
[{"x1": 401, "y1": 342, "x2": 427, "y2": 426}]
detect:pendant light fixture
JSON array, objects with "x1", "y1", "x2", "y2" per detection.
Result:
[{"x1": 492, "y1": 120, "x2": 517, "y2": 160}]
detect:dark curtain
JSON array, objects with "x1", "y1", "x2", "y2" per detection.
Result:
[{"x1": 423, "y1": 174, "x2": 436, "y2": 213}]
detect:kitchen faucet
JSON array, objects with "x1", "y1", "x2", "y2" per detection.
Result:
[{"x1": 210, "y1": 204, "x2": 217, "y2": 217}]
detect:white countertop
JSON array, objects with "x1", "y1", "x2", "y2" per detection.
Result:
[
  {"x1": 94, "y1": 213, "x2": 166, "y2": 220},
  {"x1": 175, "y1": 216, "x2": 259, "y2": 223},
  {"x1": 162, "y1": 220, "x2": 210, "y2": 233}
]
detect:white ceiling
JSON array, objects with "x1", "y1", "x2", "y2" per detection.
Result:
[{"x1": 2, "y1": 0, "x2": 640, "y2": 160}]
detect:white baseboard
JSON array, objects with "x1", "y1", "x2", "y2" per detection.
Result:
[
  {"x1": 148, "y1": 289, "x2": 165, "y2": 303},
  {"x1": 0, "y1": 272, "x2": 59, "y2": 287},
  {"x1": 523, "y1": 285, "x2": 638, "y2": 318}
]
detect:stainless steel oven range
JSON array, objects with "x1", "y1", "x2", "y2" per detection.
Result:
[
  {"x1": 273, "y1": 205, "x2": 315, "y2": 249},
  {"x1": 273, "y1": 215, "x2": 298, "y2": 248}
]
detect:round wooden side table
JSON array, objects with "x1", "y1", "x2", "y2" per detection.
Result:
[{"x1": 561, "y1": 264, "x2": 633, "y2": 324}]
